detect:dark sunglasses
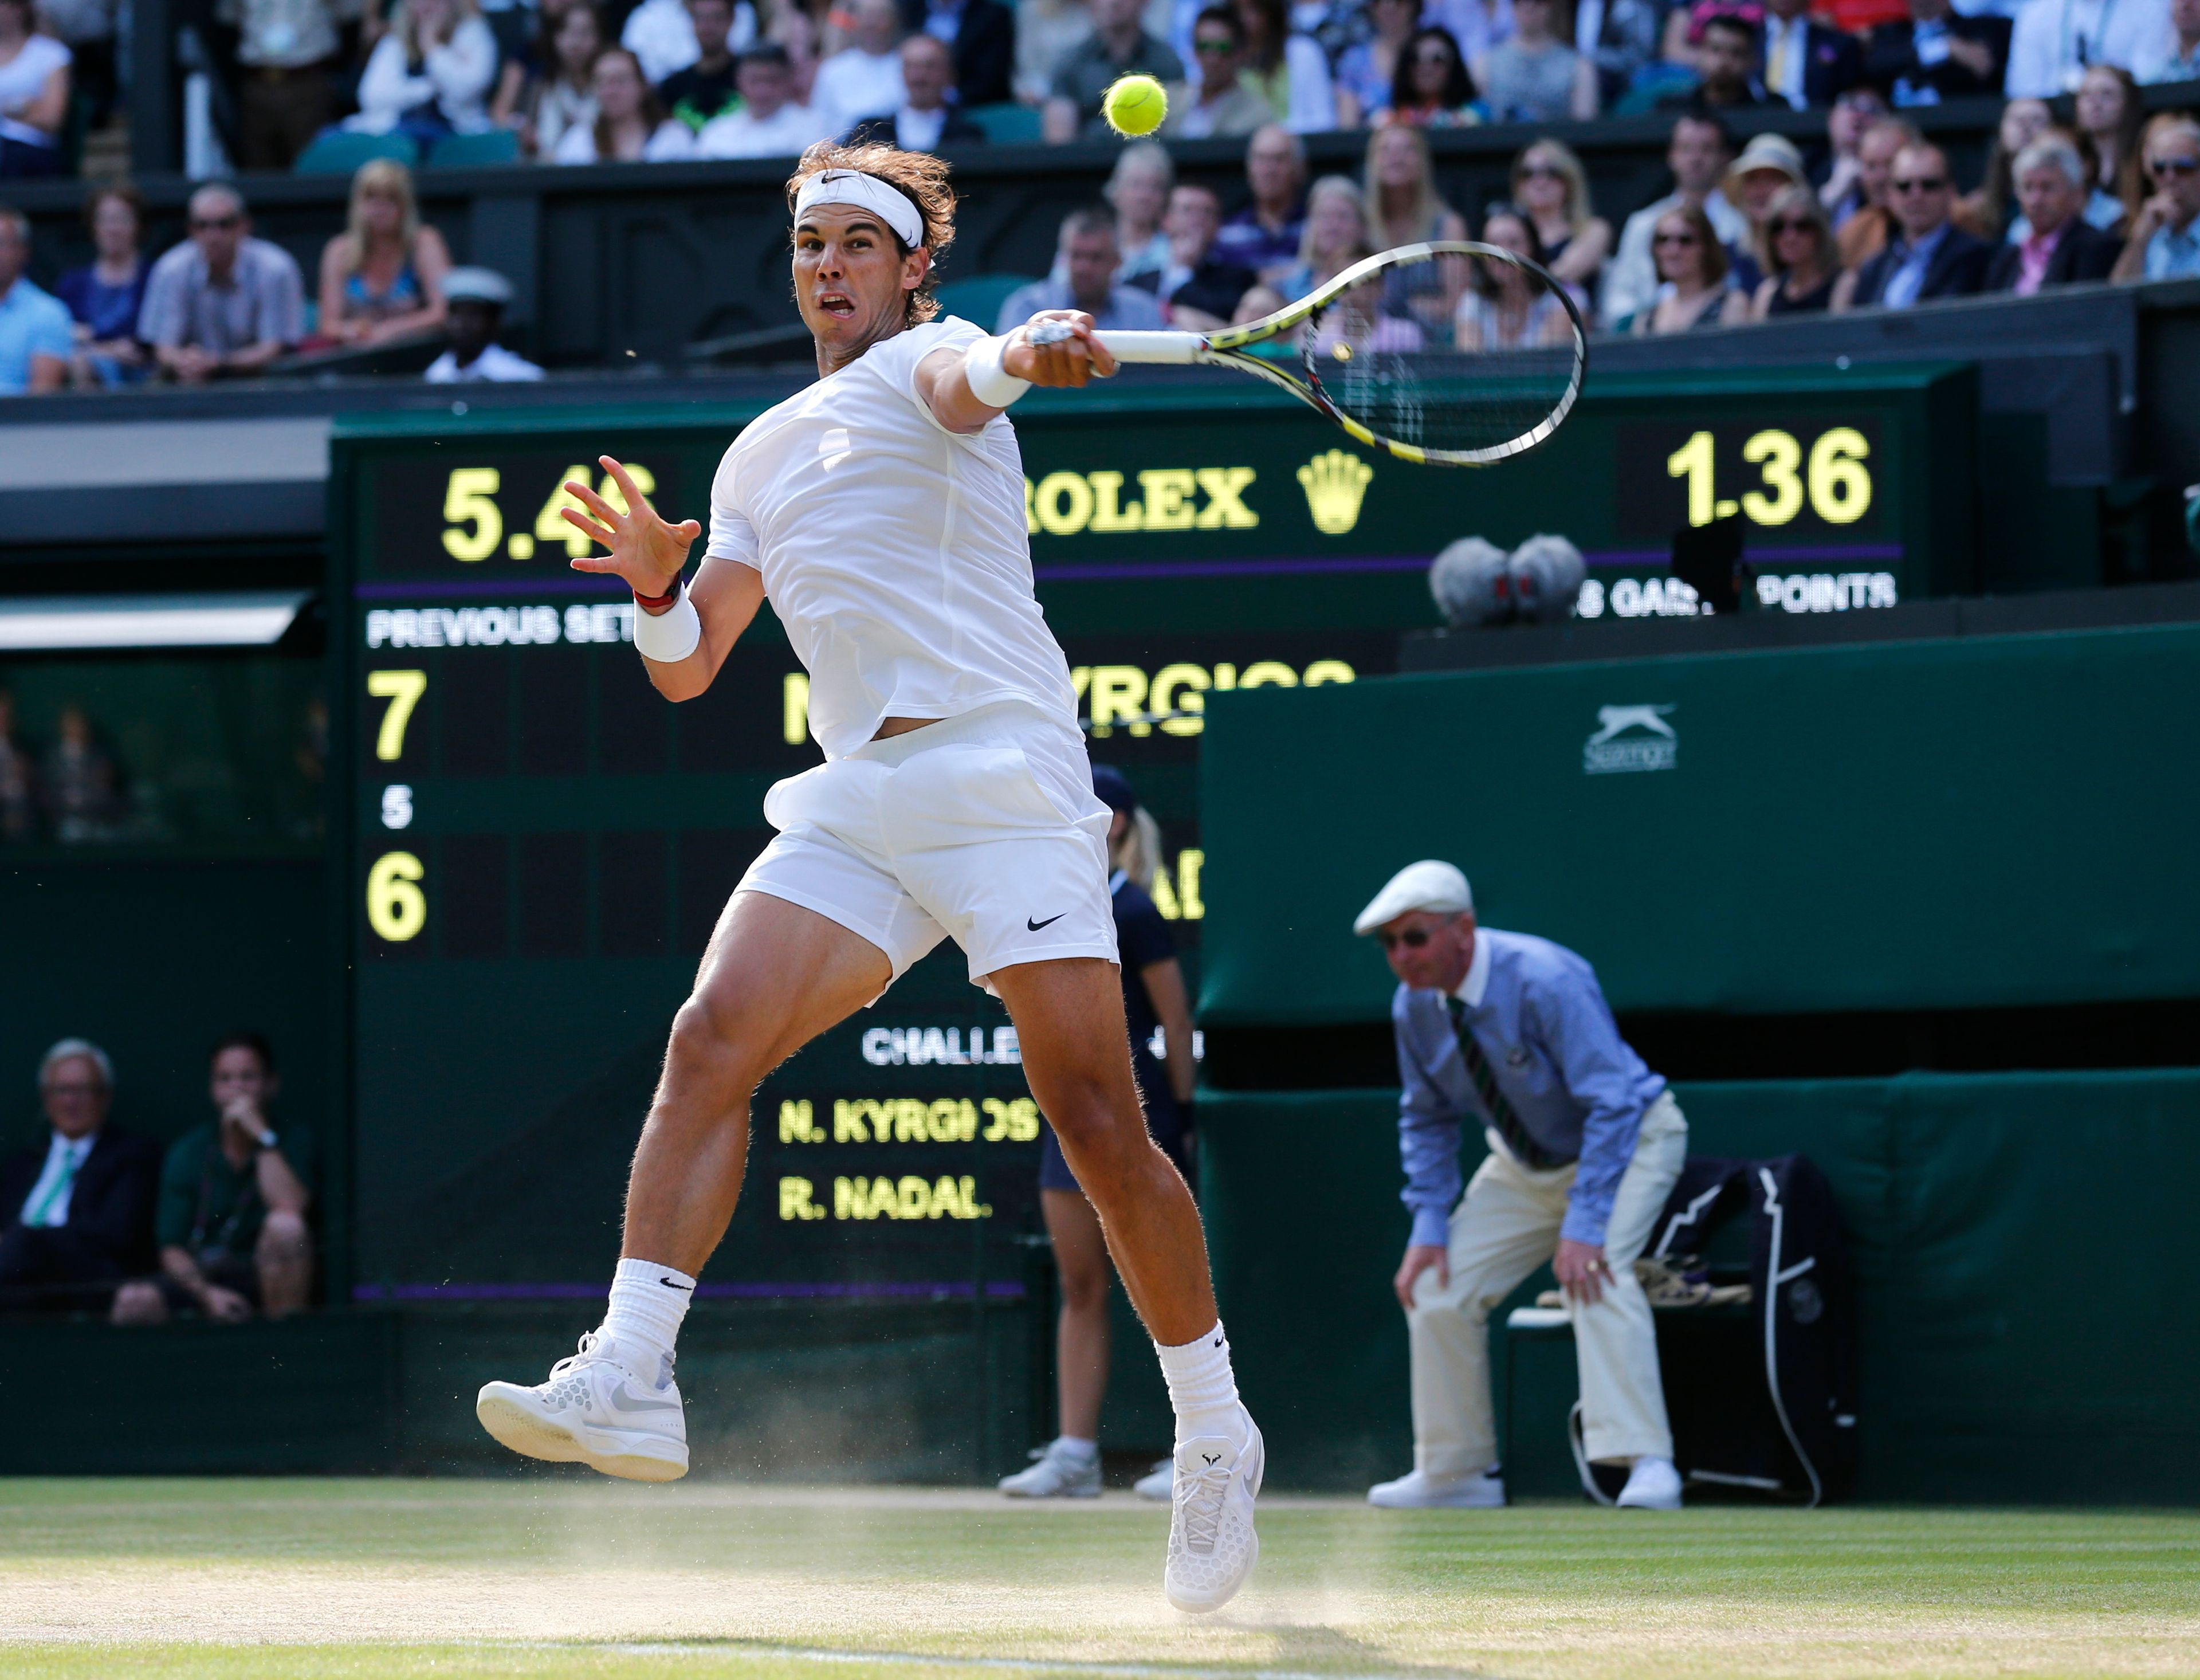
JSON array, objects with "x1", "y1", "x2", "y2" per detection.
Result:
[
  {"x1": 1377, "y1": 927, "x2": 1435, "y2": 951},
  {"x1": 1518, "y1": 162, "x2": 1564, "y2": 179},
  {"x1": 1413, "y1": 47, "x2": 1454, "y2": 61},
  {"x1": 1653, "y1": 230, "x2": 1699, "y2": 244},
  {"x1": 1767, "y1": 216, "x2": 1817, "y2": 234},
  {"x1": 1891, "y1": 176, "x2": 1947, "y2": 193},
  {"x1": 191, "y1": 214, "x2": 242, "y2": 230},
  {"x1": 2151, "y1": 155, "x2": 2199, "y2": 176}
]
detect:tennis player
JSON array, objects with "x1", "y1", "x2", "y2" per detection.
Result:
[{"x1": 474, "y1": 143, "x2": 1260, "y2": 1613}]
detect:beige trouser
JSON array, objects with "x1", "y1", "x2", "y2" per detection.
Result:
[{"x1": 1408, "y1": 1091, "x2": 1687, "y2": 1477}]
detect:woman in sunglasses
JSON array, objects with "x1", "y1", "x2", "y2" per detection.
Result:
[
  {"x1": 1746, "y1": 184, "x2": 1837, "y2": 319},
  {"x1": 1512, "y1": 139, "x2": 1610, "y2": 304},
  {"x1": 1631, "y1": 201, "x2": 1745, "y2": 334},
  {"x1": 1384, "y1": 23, "x2": 1486, "y2": 127}
]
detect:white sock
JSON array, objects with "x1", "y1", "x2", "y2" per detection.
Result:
[
  {"x1": 599, "y1": 1256, "x2": 695, "y2": 1376},
  {"x1": 1052, "y1": 1435, "x2": 1098, "y2": 1463},
  {"x1": 1154, "y1": 1320, "x2": 1242, "y2": 1443}
]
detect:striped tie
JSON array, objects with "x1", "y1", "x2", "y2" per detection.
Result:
[{"x1": 1447, "y1": 996, "x2": 1565, "y2": 1171}]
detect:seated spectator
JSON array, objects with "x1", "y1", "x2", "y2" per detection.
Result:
[
  {"x1": 1819, "y1": 86, "x2": 1890, "y2": 231},
  {"x1": 1234, "y1": 170, "x2": 1374, "y2": 319},
  {"x1": 1759, "y1": 0, "x2": 1862, "y2": 109},
  {"x1": 1478, "y1": 0, "x2": 1596, "y2": 121},
  {"x1": 1952, "y1": 95, "x2": 2048, "y2": 239},
  {"x1": 1513, "y1": 138, "x2": 1610, "y2": 301},
  {"x1": 0, "y1": 204, "x2": 68, "y2": 396},
  {"x1": 1834, "y1": 139, "x2": 1990, "y2": 308},
  {"x1": 2112, "y1": 113, "x2": 2200, "y2": 281},
  {"x1": 2135, "y1": 0, "x2": 2199, "y2": 82},
  {"x1": 1104, "y1": 139, "x2": 1175, "y2": 282},
  {"x1": 1457, "y1": 203, "x2": 1573, "y2": 347},
  {"x1": 1746, "y1": 182, "x2": 1838, "y2": 315},
  {"x1": 501, "y1": 1, "x2": 603, "y2": 158},
  {"x1": 140, "y1": 185, "x2": 305, "y2": 384},
  {"x1": 658, "y1": 0, "x2": 748, "y2": 132},
  {"x1": 1867, "y1": 0, "x2": 2008, "y2": 104},
  {"x1": 2007, "y1": 0, "x2": 2167, "y2": 97},
  {"x1": 2075, "y1": 65, "x2": 2144, "y2": 225},
  {"x1": 1044, "y1": 0, "x2": 1182, "y2": 142},
  {"x1": 1834, "y1": 114, "x2": 1917, "y2": 270},
  {"x1": 227, "y1": 0, "x2": 343, "y2": 168},
  {"x1": 1334, "y1": 0, "x2": 1420, "y2": 128},
  {"x1": 43, "y1": 701, "x2": 117, "y2": 833},
  {"x1": 426, "y1": 265, "x2": 543, "y2": 380},
  {"x1": 1985, "y1": 135, "x2": 2123, "y2": 291},
  {"x1": 1164, "y1": 4, "x2": 1275, "y2": 136},
  {"x1": 1014, "y1": 0, "x2": 1094, "y2": 105},
  {"x1": 0, "y1": 1040, "x2": 159, "y2": 1313},
  {"x1": 351, "y1": 0, "x2": 500, "y2": 140},
  {"x1": 898, "y1": 0, "x2": 1015, "y2": 105},
  {"x1": 843, "y1": 33, "x2": 987, "y2": 145},
  {"x1": 774, "y1": 2, "x2": 823, "y2": 103},
  {"x1": 58, "y1": 183, "x2": 150, "y2": 387},
  {"x1": 1601, "y1": 113, "x2": 1743, "y2": 328},
  {"x1": 1723, "y1": 129, "x2": 1808, "y2": 292},
  {"x1": 110, "y1": 1035, "x2": 313, "y2": 1326},
  {"x1": 816, "y1": 0, "x2": 910, "y2": 131},
  {"x1": 1657, "y1": 10, "x2": 1771, "y2": 111},
  {"x1": 0, "y1": 687, "x2": 32, "y2": 838},
  {"x1": 1578, "y1": 0, "x2": 1665, "y2": 109},
  {"x1": 2006, "y1": 124, "x2": 2127, "y2": 240},
  {"x1": 316, "y1": 160, "x2": 451, "y2": 350},
  {"x1": 1138, "y1": 180, "x2": 1258, "y2": 328},
  {"x1": 1235, "y1": 0, "x2": 1335, "y2": 131},
  {"x1": 1218, "y1": 122, "x2": 1310, "y2": 280},
  {"x1": 698, "y1": 42, "x2": 830, "y2": 154},
  {"x1": 1386, "y1": 24, "x2": 1484, "y2": 125},
  {"x1": 1366, "y1": 120, "x2": 1467, "y2": 257},
  {"x1": 557, "y1": 44, "x2": 698, "y2": 158},
  {"x1": 1631, "y1": 199, "x2": 1746, "y2": 330},
  {"x1": 996, "y1": 206, "x2": 1169, "y2": 330},
  {"x1": 0, "y1": 0, "x2": 69, "y2": 178},
  {"x1": 625, "y1": 0, "x2": 753, "y2": 85}
]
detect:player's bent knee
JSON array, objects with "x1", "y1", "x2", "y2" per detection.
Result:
[{"x1": 258, "y1": 1209, "x2": 309, "y2": 1255}]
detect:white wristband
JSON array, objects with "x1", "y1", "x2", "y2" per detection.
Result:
[
  {"x1": 633, "y1": 584, "x2": 702, "y2": 663},
  {"x1": 965, "y1": 333, "x2": 1032, "y2": 409}
]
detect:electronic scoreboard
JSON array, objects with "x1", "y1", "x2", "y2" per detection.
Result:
[{"x1": 331, "y1": 365, "x2": 1977, "y2": 1298}]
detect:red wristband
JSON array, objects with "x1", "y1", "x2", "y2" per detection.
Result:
[{"x1": 632, "y1": 581, "x2": 681, "y2": 612}]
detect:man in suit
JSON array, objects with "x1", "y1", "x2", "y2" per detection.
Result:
[
  {"x1": 897, "y1": 0, "x2": 1014, "y2": 106},
  {"x1": 1865, "y1": 0, "x2": 2009, "y2": 104},
  {"x1": 1837, "y1": 140, "x2": 1991, "y2": 308},
  {"x1": 0, "y1": 1039, "x2": 160, "y2": 1310},
  {"x1": 843, "y1": 34, "x2": 989, "y2": 147},
  {"x1": 1986, "y1": 136, "x2": 2122, "y2": 292},
  {"x1": 1761, "y1": 0, "x2": 1864, "y2": 108}
]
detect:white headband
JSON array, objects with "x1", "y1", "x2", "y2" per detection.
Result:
[{"x1": 793, "y1": 169, "x2": 925, "y2": 250}]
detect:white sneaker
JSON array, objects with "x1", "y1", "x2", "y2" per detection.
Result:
[
  {"x1": 998, "y1": 1440, "x2": 1101, "y2": 1498},
  {"x1": 1615, "y1": 1455, "x2": 1683, "y2": 1510},
  {"x1": 1133, "y1": 1457, "x2": 1173, "y2": 1501},
  {"x1": 475, "y1": 1332, "x2": 689, "y2": 1482},
  {"x1": 1366, "y1": 1467, "x2": 1506, "y2": 1509},
  {"x1": 1163, "y1": 1411, "x2": 1263, "y2": 1613}
]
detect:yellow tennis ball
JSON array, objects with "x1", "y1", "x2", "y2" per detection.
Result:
[{"x1": 1102, "y1": 74, "x2": 1168, "y2": 138}]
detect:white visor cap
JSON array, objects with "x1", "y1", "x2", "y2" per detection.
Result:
[
  {"x1": 793, "y1": 168, "x2": 925, "y2": 250},
  {"x1": 1353, "y1": 860, "x2": 1474, "y2": 936}
]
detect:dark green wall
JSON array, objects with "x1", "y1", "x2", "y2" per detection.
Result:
[{"x1": 1203, "y1": 1070, "x2": 2200, "y2": 1502}]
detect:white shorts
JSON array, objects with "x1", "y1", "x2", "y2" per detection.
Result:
[{"x1": 736, "y1": 700, "x2": 1118, "y2": 996}]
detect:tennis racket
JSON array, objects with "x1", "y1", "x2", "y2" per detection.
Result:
[{"x1": 1028, "y1": 242, "x2": 1586, "y2": 468}]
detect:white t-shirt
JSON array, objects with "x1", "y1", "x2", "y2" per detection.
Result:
[
  {"x1": 812, "y1": 44, "x2": 905, "y2": 131},
  {"x1": 552, "y1": 116, "x2": 697, "y2": 162},
  {"x1": 694, "y1": 99, "x2": 832, "y2": 158},
  {"x1": 0, "y1": 34, "x2": 70, "y2": 148},
  {"x1": 704, "y1": 316, "x2": 1085, "y2": 772}
]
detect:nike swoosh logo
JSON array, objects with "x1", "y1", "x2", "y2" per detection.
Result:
[
  {"x1": 607, "y1": 1381, "x2": 683, "y2": 1414},
  {"x1": 658, "y1": 1277, "x2": 692, "y2": 1290},
  {"x1": 1027, "y1": 913, "x2": 1067, "y2": 931}
]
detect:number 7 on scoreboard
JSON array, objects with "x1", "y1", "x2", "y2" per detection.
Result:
[{"x1": 366, "y1": 670, "x2": 427, "y2": 762}]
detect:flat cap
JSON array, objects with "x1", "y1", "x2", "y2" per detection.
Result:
[{"x1": 1353, "y1": 860, "x2": 1474, "y2": 936}]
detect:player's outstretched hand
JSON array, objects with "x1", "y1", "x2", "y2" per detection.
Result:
[
  {"x1": 1006, "y1": 312, "x2": 1118, "y2": 388},
  {"x1": 563, "y1": 456, "x2": 702, "y2": 595}
]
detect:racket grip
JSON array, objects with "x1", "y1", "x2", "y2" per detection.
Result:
[{"x1": 1092, "y1": 331, "x2": 1203, "y2": 364}]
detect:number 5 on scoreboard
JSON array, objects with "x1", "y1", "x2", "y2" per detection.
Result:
[{"x1": 366, "y1": 669, "x2": 427, "y2": 762}]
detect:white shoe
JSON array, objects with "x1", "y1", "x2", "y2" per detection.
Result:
[
  {"x1": 475, "y1": 1332, "x2": 689, "y2": 1482},
  {"x1": 1366, "y1": 1467, "x2": 1506, "y2": 1509},
  {"x1": 1133, "y1": 1457, "x2": 1173, "y2": 1501},
  {"x1": 1163, "y1": 1411, "x2": 1263, "y2": 1613},
  {"x1": 998, "y1": 1440, "x2": 1101, "y2": 1498},
  {"x1": 1615, "y1": 1455, "x2": 1683, "y2": 1510}
]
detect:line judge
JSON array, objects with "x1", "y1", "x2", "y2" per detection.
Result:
[{"x1": 1357, "y1": 861, "x2": 1687, "y2": 1512}]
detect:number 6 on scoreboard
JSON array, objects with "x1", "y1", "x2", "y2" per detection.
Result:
[{"x1": 367, "y1": 669, "x2": 427, "y2": 762}]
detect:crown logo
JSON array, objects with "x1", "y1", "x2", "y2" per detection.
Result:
[{"x1": 1297, "y1": 449, "x2": 1374, "y2": 535}]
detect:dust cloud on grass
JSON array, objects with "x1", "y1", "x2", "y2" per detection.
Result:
[{"x1": 3, "y1": 1481, "x2": 2199, "y2": 1680}]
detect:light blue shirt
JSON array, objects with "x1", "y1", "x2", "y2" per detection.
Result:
[
  {"x1": 1879, "y1": 221, "x2": 1951, "y2": 309},
  {"x1": 0, "y1": 277, "x2": 73, "y2": 397},
  {"x1": 993, "y1": 276, "x2": 1167, "y2": 335},
  {"x1": 1393, "y1": 927, "x2": 1667, "y2": 1249},
  {"x1": 2144, "y1": 218, "x2": 2200, "y2": 281}
]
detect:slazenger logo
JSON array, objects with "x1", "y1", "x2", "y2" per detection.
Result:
[{"x1": 1583, "y1": 705, "x2": 1677, "y2": 775}]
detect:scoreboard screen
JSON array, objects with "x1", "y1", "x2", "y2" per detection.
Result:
[{"x1": 331, "y1": 367, "x2": 1975, "y2": 1297}]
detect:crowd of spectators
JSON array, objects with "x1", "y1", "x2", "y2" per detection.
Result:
[{"x1": 0, "y1": 1034, "x2": 315, "y2": 1324}]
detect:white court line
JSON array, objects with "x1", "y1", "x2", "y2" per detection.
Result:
[{"x1": 587, "y1": 1642, "x2": 1464, "y2": 1680}]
